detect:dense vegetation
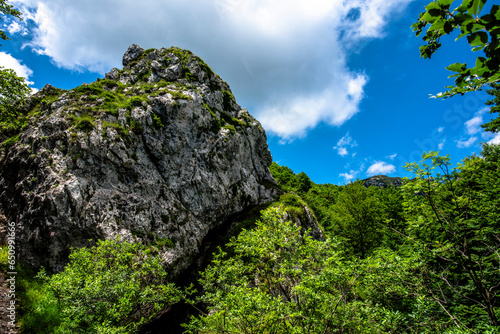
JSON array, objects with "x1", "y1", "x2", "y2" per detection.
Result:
[
  {"x1": 1, "y1": 0, "x2": 499, "y2": 332},
  {"x1": 7, "y1": 142, "x2": 498, "y2": 333}
]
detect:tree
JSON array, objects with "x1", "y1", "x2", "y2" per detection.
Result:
[
  {"x1": 185, "y1": 207, "x2": 434, "y2": 333},
  {"x1": 303, "y1": 183, "x2": 341, "y2": 228},
  {"x1": 402, "y1": 147, "x2": 500, "y2": 330},
  {"x1": 0, "y1": 66, "x2": 30, "y2": 111},
  {"x1": 294, "y1": 171, "x2": 313, "y2": 193},
  {"x1": 0, "y1": 1, "x2": 30, "y2": 137},
  {"x1": 482, "y1": 82, "x2": 500, "y2": 132},
  {"x1": 0, "y1": 0, "x2": 22, "y2": 43},
  {"x1": 412, "y1": 0, "x2": 500, "y2": 98},
  {"x1": 37, "y1": 239, "x2": 183, "y2": 333},
  {"x1": 372, "y1": 185, "x2": 408, "y2": 250},
  {"x1": 330, "y1": 181, "x2": 386, "y2": 258},
  {"x1": 269, "y1": 162, "x2": 298, "y2": 192},
  {"x1": 0, "y1": 66, "x2": 31, "y2": 144}
]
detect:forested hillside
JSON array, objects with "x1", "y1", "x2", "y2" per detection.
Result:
[{"x1": 7, "y1": 143, "x2": 499, "y2": 333}]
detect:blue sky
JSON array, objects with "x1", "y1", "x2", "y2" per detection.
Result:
[{"x1": 1, "y1": 0, "x2": 499, "y2": 185}]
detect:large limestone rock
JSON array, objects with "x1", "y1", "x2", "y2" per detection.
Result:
[{"x1": 0, "y1": 45, "x2": 278, "y2": 277}]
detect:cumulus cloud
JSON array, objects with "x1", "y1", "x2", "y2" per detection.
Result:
[
  {"x1": 334, "y1": 132, "x2": 357, "y2": 157},
  {"x1": 12, "y1": 0, "x2": 412, "y2": 139},
  {"x1": 0, "y1": 52, "x2": 34, "y2": 84},
  {"x1": 339, "y1": 170, "x2": 359, "y2": 183},
  {"x1": 457, "y1": 137, "x2": 478, "y2": 148},
  {"x1": 366, "y1": 161, "x2": 396, "y2": 176},
  {"x1": 488, "y1": 133, "x2": 500, "y2": 145},
  {"x1": 438, "y1": 139, "x2": 446, "y2": 150},
  {"x1": 465, "y1": 116, "x2": 483, "y2": 135}
]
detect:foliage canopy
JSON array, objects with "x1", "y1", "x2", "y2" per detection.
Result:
[
  {"x1": 402, "y1": 146, "x2": 500, "y2": 329},
  {"x1": 0, "y1": 0, "x2": 22, "y2": 43},
  {"x1": 412, "y1": 0, "x2": 500, "y2": 98}
]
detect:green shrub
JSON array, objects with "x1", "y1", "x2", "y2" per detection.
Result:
[
  {"x1": 16, "y1": 266, "x2": 62, "y2": 334},
  {"x1": 102, "y1": 121, "x2": 129, "y2": 138},
  {"x1": 185, "y1": 207, "x2": 431, "y2": 333},
  {"x1": 71, "y1": 115, "x2": 95, "y2": 132},
  {"x1": 169, "y1": 90, "x2": 192, "y2": 100},
  {"x1": 37, "y1": 239, "x2": 183, "y2": 333},
  {"x1": 155, "y1": 238, "x2": 175, "y2": 249}
]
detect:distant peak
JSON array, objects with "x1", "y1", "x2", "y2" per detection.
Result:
[{"x1": 362, "y1": 175, "x2": 403, "y2": 188}]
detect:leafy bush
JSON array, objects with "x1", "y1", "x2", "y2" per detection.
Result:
[
  {"x1": 185, "y1": 207, "x2": 434, "y2": 333},
  {"x1": 36, "y1": 239, "x2": 183, "y2": 333}
]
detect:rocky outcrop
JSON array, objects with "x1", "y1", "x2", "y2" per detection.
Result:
[
  {"x1": 0, "y1": 44, "x2": 278, "y2": 277},
  {"x1": 362, "y1": 175, "x2": 403, "y2": 188}
]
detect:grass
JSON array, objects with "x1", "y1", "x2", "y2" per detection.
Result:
[
  {"x1": 271, "y1": 193, "x2": 314, "y2": 223},
  {"x1": 169, "y1": 90, "x2": 192, "y2": 100},
  {"x1": 155, "y1": 238, "x2": 175, "y2": 249},
  {"x1": 0, "y1": 250, "x2": 63, "y2": 334},
  {"x1": 1, "y1": 134, "x2": 20, "y2": 148},
  {"x1": 222, "y1": 124, "x2": 236, "y2": 134},
  {"x1": 16, "y1": 266, "x2": 62, "y2": 334},
  {"x1": 0, "y1": 89, "x2": 64, "y2": 147},
  {"x1": 152, "y1": 114, "x2": 164, "y2": 129},
  {"x1": 222, "y1": 90, "x2": 236, "y2": 111},
  {"x1": 102, "y1": 121, "x2": 129, "y2": 138},
  {"x1": 71, "y1": 114, "x2": 95, "y2": 132}
]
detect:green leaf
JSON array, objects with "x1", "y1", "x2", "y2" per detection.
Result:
[
  {"x1": 468, "y1": 0, "x2": 487, "y2": 16},
  {"x1": 492, "y1": 5, "x2": 500, "y2": 20},
  {"x1": 456, "y1": 0, "x2": 474, "y2": 13},
  {"x1": 429, "y1": 18, "x2": 445, "y2": 31},
  {"x1": 446, "y1": 62, "x2": 466, "y2": 72},
  {"x1": 425, "y1": 1, "x2": 441, "y2": 13},
  {"x1": 467, "y1": 31, "x2": 488, "y2": 47},
  {"x1": 444, "y1": 20, "x2": 455, "y2": 34},
  {"x1": 437, "y1": 0, "x2": 454, "y2": 8},
  {"x1": 423, "y1": 2, "x2": 442, "y2": 22},
  {"x1": 454, "y1": 12, "x2": 474, "y2": 25}
]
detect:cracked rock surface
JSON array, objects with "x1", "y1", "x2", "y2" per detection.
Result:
[{"x1": 0, "y1": 44, "x2": 278, "y2": 277}]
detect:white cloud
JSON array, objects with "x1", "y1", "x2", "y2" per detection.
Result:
[
  {"x1": 333, "y1": 132, "x2": 357, "y2": 157},
  {"x1": 14, "y1": 0, "x2": 413, "y2": 139},
  {"x1": 438, "y1": 139, "x2": 446, "y2": 150},
  {"x1": 437, "y1": 127, "x2": 444, "y2": 132},
  {"x1": 339, "y1": 170, "x2": 359, "y2": 183},
  {"x1": 337, "y1": 147, "x2": 349, "y2": 157},
  {"x1": 387, "y1": 153, "x2": 397, "y2": 160},
  {"x1": 0, "y1": 52, "x2": 34, "y2": 84},
  {"x1": 488, "y1": 133, "x2": 500, "y2": 145},
  {"x1": 465, "y1": 116, "x2": 483, "y2": 135},
  {"x1": 457, "y1": 137, "x2": 478, "y2": 148},
  {"x1": 366, "y1": 161, "x2": 396, "y2": 176},
  {"x1": 482, "y1": 132, "x2": 494, "y2": 140}
]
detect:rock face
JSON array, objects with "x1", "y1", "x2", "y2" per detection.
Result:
[
  {"x1": 362, "y1": 175, "x2": 403, "y2": 188},
  {"x1": 0, "y1": 44, "x2": 278, "y2": 277}
]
